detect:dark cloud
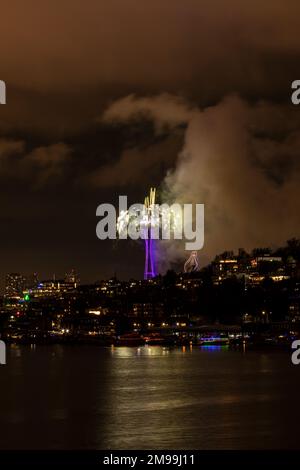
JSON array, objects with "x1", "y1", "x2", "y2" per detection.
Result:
[
  {"x1": 26, "y1": 143, "x2": 71, "y2": 187},
  {"x1": 88, "y1": 133, "x2": 183, "y2": 189},
  {"x1": 0, "y1": 138, "x2": 70, "y2": 187},
  {"x1": 0, "y1": 137, "x2": 24, "y2": 159},
  {"x1": 1, "y1": 0, "x2": 300, "y2": 134}
]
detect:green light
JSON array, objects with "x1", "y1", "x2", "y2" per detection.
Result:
[{"x1": 24, "y1": 294, "x2": 30, "y2": 301}]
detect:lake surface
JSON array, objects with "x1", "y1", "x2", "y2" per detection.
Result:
[{"x1": 0, "y1": 344, "x2": 299, "y2": 449}]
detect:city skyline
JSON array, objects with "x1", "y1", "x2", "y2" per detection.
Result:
[
  {"x1": 1, "y1": 238, "x2": 299, "y2": 347},
  {"x1": 3, "y1": 237, "x2": 299, "y2": 290}
]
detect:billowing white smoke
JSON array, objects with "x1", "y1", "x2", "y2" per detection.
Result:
[{"x1": 103, "y1": 93, "x2": 300, "y2": 271}]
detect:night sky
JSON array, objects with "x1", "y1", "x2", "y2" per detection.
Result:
[{"x1": 1, "y1": 0, "x2": 300, "y2": 287}]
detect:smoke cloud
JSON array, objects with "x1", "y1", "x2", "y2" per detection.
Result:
[{"x1": 102, "y1": 94, "x2": 300, "y2": 270}]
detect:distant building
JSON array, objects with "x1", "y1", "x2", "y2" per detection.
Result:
[
  {"x1": 25, "y1": 272, "x2": 39, "y2": 290},
  {"x1": 256, "y1": 255, "x2": 282, "y2": 263},
  {"x1": 30, "y1": 278, "x2": 78, "y2": 298},
  {"x1": 87, "y1": 306, "x2": 109, "y2": 316},
  {"x1": 5, "y1": 273, "x2": 26, "y2": 298},
  {"x1": 30, "y1": 280, "x2": 61, "y2": 297},
  {"x1": 289, "y1": 282, "x2": 300, "y2": 323},
  {"x1": 65, "y1": 269, "x2": 80, "y2": 287},
  {"x1": 213, "y1": 254, "x2": 239, "y2": 283},
  {"x1": 131, "y1": 302, "x2": 164, "y2": 322}
]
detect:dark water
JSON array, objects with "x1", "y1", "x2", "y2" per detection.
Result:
[{"x1": 0, "y1": 344, "x2": 299, "y2": 449}]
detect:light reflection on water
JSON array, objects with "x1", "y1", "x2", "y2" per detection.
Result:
[
  {"x1": 0, "y1": 344, "x2": 299, "y2": 449},
  {"x1": 111, "y1": 345, "x2": 171, "y2": 357}
]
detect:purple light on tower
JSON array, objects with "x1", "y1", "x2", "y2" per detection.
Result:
[
  {"x1": 116, "y1": 187, "x2": 158, "y2": 280},
  {"x1": 144, "y1": 236, "x2": 156, "y2": 280},
  {"x1": 143, "y1": 188, "x2": 157, "y2": 280}
]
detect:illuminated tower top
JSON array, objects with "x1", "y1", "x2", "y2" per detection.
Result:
[{"x1": 144, "y1": 187, "x2": 156, "y2": 208}]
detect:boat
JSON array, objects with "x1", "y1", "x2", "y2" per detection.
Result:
[
  {"x1": 143, "y1": 333, "x2": 171, "y2": 345},
  {"x1": 115, "y1": 332, "x2": 144, "y2": 346},
  {"x1": 198, "y1": 334, "x2": 229, "y2": 346}
]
